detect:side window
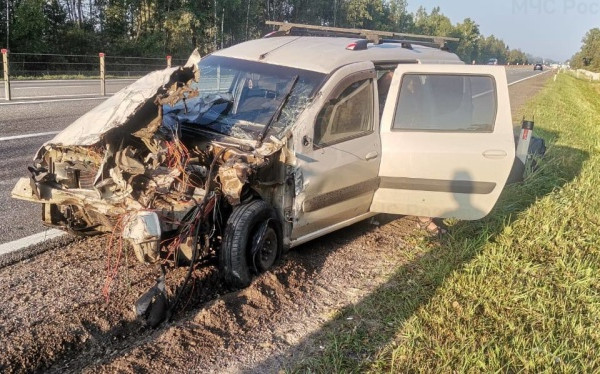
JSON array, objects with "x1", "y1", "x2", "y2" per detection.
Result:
[
  {"x1": 392, "y1": 74, "x2": 497, "y2": 132},
  {"x1": 314, "y1": 79, "x2": 374, "y2": 147}
]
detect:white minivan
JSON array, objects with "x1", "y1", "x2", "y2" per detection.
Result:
[{"x1": 13, "y1": 23, "x2": 515, "y2": 289}]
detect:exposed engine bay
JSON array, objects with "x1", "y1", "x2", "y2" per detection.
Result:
[
  {"x1": 13, "y1": 50, "x2": 313, "y2": 259},
  {"x1": 11, "y1": 50, "x2": 319, "y2": 323}
]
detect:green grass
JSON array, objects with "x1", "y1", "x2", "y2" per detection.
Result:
[{"x1": 294, "y1": 74, "x2": 600, "y2": 372}]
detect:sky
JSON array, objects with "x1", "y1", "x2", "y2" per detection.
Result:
[{"x1": 406, "y1": 0, "x2": 600, "y2": 62}]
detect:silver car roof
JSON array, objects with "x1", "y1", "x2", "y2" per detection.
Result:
[{"x1": 212, "y1": 36, "x2": 464, "y2": 74}]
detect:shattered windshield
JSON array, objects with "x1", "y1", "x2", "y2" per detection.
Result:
[{"x1": 162, "y1": 55, "x2": 325, "y2": 141}]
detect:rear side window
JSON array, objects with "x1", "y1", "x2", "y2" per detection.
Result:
[{"x1": 392, "y1": 74, "x2": 497, "y2": 132}]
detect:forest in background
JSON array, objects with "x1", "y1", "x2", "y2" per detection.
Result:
[
  {"x1": 0, "y1": 0, "x2": 538, "y2": 64},
  {"x1": 571, "y1": 28, "x2": 600, "y2": 72}
]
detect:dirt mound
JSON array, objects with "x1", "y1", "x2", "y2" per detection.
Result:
[
  {"x1": 81, "y1": 216, "x2": 416, "y2": 374},
  {"x1": 0, "y1": 214, "x2": 416, "y2": 373}
]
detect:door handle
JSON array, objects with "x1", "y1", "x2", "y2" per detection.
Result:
[
  {"x1": 365, "y1": 151, "x2": 379, "y2": 161},
  {"x1": 482, "y1": 150, "x2": 508, "y2": 159}
]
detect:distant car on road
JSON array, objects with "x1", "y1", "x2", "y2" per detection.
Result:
[
  {"x1": 487, "y1": 58, "x2": 499, "y2": 65},
  {"x1": 534, "y1": 63, "x2": 544, "y2": 71}
]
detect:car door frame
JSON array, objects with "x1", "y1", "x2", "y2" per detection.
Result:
[
  {"x1": 370, "y1": 64, "x2": 515, "y2": 220},
  {"x1": 289, "y1": 61, "x2": 381, "y2": 246}
]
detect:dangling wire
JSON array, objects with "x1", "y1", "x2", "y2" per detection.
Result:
[{"x1": 165, "y1": 146, "x2": 234, "y2": 321}]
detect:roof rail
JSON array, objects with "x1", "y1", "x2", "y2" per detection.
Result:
[{"x1": 265, "y1": 21, "x2": 459, "y2": 48}]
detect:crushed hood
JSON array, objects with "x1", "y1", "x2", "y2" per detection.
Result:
[{"x1": 39, "y1": 50, "x2": 202, "y2": 150}]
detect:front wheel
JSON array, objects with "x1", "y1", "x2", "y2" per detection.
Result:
[{"x1": 219, "y1": 200, "x2": 282, "y2": 288}]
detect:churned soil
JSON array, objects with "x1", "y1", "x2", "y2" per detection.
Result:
[
  {"x1": 0, "y1": 217, "x2": 417, "y2": 374},
  {"x1": 0, "y1": 73, "x2": 552, "y2": 374}
]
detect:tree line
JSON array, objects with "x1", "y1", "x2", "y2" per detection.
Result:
[
  {"x1": 0, "y1": 0, "x2": 532, "y2": 64},
  {"x1": 571, "y1": 28, "x2": 600, "y2": 72}
]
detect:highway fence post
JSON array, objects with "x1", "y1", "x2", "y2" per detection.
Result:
[
  {"x1": 2, "y1": 48, "x2": 11, "y2": 101},
  {"x1": 167, "y1": 55, "x2": 172, "y2": 68},
  {"x1": 99, "y1": 52, "x2": 106, "y2": 96}
]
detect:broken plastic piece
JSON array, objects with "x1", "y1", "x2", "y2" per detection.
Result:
[
  {"x1": 134, "y1": 271, "x2": 168, "y2": 327},
  {"x1": 123, "y1": 211, "x2": 162, "y2": 263}
]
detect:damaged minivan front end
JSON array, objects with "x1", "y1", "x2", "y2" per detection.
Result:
[{"x1": 12, "y1": 50, "x2": 323, "y2": 274}]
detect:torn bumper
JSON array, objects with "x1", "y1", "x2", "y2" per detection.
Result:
[
  {"x1": 11, "y1": 176, "x2": 199, "y2": 237},
  {"x1": 122, "y1": 211, "x2": 162, "y2": 263},
  {"x1": 12, "y1": 176, "x2": 126, "y2": 216}
]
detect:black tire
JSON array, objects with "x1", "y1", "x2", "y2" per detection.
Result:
[{"x1": 219, "y1": 200, "x2": 282, "y2": 289}]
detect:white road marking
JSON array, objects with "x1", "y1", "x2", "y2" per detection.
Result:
[
  {"x1": 13, "y1": 85, "x2": 100, "y2": 90},
  {"x1": 0, "y1": 229, "x2": 65, "y2": 256},
  {"x1": 5, "y1": 93, "x2": 105, "y2": 100},
  {"x1": 0, "y1": 131, "x2": 60, "y2": 141},
  {"x1": 4, "y1": 78, "x2": 136, "y2": 84},
  {"x1": 0, "y1": 96, "x2": 110, "y2": 106},
  {"x1": 508, "y1": 70, "x2": 550, "y2": 86},
  {"x1": 0, "y1": 178, "x2": 18, "y2": 186},
  {"x1": 12, "y1": 82, "x2": 134, "y2": 90},
  {"x1": 472, "y1": 90, "x2": 494, "y2": 99},
  {"x1": 470, "y1": 71, "x2": 549, "y2": 99}
]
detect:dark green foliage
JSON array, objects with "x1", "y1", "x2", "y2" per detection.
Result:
[
  {"x1": 0, "y1": 0, "x2": 534, "y2": 65},
  {"x1": 571, "y1": 28, "x2": 600, "y2": 72}
]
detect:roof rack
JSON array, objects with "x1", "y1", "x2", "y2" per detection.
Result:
[{"x1": 265, "y1": 21, "x2": 459, "y2": 48}]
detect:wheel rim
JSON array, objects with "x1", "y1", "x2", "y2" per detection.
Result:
[{"x1": 256, "y1": 227, "x2": 278, "y2": 271}]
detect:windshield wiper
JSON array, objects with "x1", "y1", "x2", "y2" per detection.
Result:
[{"x1": 257, "y1": 75, "x2": 299, "y2": 146}]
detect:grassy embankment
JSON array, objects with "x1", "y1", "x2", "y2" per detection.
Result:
[{"x1": 297, "y1": 73, "x2": 600, "y2": 372}]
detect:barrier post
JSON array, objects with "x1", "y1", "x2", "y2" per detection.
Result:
[
  {"x1": 516, "y1": 119, "x2": 534, "y2": 168},
  {"x1": 99, "y1": 52, "x2": 106, "y2": 96},
  {"x1": 2, "y1": 49, "x2": 10, "y2": 101},
  {"x1": 167, "y1": 55, "x2": 172, "y2": 68}
]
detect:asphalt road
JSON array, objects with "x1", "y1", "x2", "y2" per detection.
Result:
[
  {"x1": 0, "y1": 69, "x2": 548, "y2": 244},
  {"x1": 0, "y1": 79, "x2": 136, "y2": 101}
]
